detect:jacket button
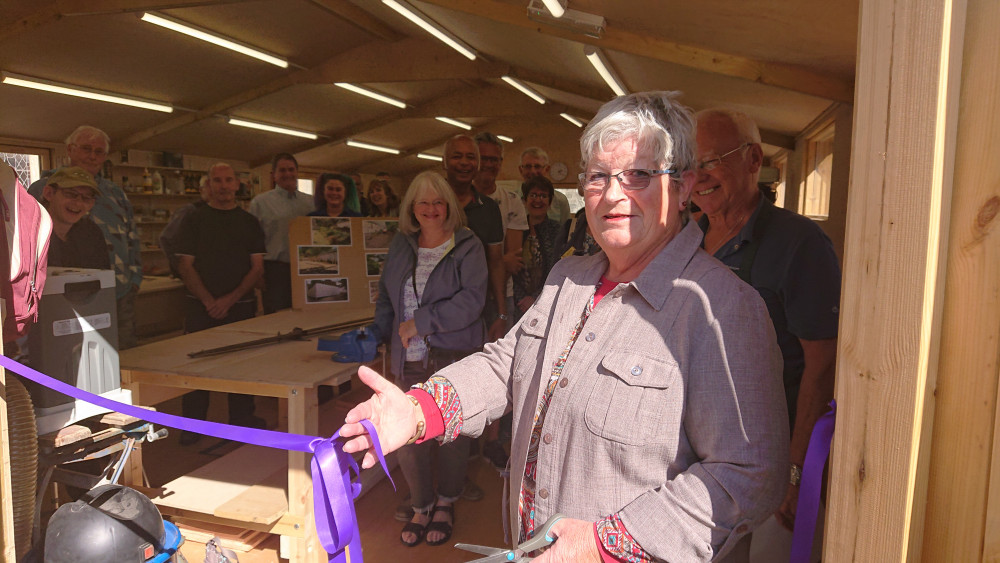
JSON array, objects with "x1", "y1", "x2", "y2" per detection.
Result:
[
  {"x1": 585, "y1": 332, "x2": 595, "y2": 342},
  {"x1": 529, "y1": 319, "x2": 538, "y2": 327},
  {"x1": 538, "y1": 488, "x2": 549, "y2": 499},
  {"x1": 630, "y1": 366, "x2": 642, "y2": 376},
  {"x1": 559, "y1": 378, "x2": 568, "y2": 388},
  {"x1": 543, "y1": 433, "x2": 552, "y2": 444}
]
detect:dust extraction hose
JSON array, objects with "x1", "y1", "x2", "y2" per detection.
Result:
[{"x1": 5, "y1": 375, "x2": 38, "y2": 561}]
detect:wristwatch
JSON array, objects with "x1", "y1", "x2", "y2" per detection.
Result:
[
  {"x1": 498, "y1": 313, "x2": 509, "y2": 321},
  {"x1": 790, "y1": 463, "x2": 803, "y2": 487}
]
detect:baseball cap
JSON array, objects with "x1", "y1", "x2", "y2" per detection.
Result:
[{"x1": 47, "y1": 166, "x2": 98, "y2": 192}]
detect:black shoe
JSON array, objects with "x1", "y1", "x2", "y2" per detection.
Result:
[
  {"x1": 179, "y1": 430, "x2": 202, "y2": 446},
  {"x1": 482, "y1": 439, "x2": 509, "y2": 471},
  {"x1": 394, "y1": 494, "x2": 414, "y2": 522},
  {"x1": 461, "y1": 478, "x2": 484, "y2": 502}
]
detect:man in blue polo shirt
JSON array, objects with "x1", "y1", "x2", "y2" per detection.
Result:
[{"x1": 693, "y1": 108, "x2": 841, "y2": 548}]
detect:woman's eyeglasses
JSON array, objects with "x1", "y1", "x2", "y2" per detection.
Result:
[{"x1": 579, "y1": 168, "x2": 678, "y2": 194}]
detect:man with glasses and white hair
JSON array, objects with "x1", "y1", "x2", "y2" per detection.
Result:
[
  {"x1": 29, "y1": 125, "x2": 142, "y2": 349},
  {"x1": 694, "y1": 109, "x2": 841, "y2": 555},
  {"x1": 342, "y1": 92, "x2": 787, "y2": 562}
]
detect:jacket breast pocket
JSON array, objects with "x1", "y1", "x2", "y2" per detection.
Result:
[
  {"x1": 585, "y1": 350, "x2": 682, "y2": 445},
  {"x1": 511, "y1": 312, "x2": 549, "y2": 382}
]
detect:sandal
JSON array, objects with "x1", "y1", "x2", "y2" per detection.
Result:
[
  {"x1": 400, "y1": 515, "x2": 427, "y2": 547},
  {"x1": 424, "y1": 504, "x2": 455, "y2": 547}
]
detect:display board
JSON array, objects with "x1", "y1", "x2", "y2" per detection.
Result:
[{"x1": 288, "y1": 216, "x2": 397, "y2": 313}]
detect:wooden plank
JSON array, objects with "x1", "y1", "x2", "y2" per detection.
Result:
[
  {"x1": 150, "y1": 443, "x2": 288, "y2": 525},
  {"x1": 922, "y1": 0, "x2": 1000, "y2": 560},
  {"x1": 286, "y1": 385, "x2": 325, "y2": 562},
  {"x1": 0, "y1": 336, "x2": 15, "y2": 562},
  {"x1": 826, "y1": 0, "x2": 966, "y2": 561},
  {"x1": 214, "y1": 468, "x2": 288, "y2": 525},
  {"x1": 174, "y1": 519, "x2": 269, "y2": 552}
]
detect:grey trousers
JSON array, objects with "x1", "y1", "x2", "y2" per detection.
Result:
[{"x1": 396, "y1": 361, "x2": 470, "y2": 511}]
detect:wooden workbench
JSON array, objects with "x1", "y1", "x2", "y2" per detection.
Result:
[{"x1": 119, "y1": 306, "x2": 374, "y2": 562}]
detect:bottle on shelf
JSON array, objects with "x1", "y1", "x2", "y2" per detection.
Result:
[
  {"x1": 142, "y1": 168, "x2": 153, "y2": 191},
  {"x1": 152, "y1": 171, "x2": 164, "y2": 194}
]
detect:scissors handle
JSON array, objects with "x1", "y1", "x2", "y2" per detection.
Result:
[{"x1": 517, "y1": 513, "x2": 566, "y2": 554}]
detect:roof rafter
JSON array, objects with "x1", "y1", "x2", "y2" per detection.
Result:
[
  {"x1": 306, "y1": 0, "x2": 403, "y2": 42},
  {"x1": 418, "y1": 0, "x2": 854, "y2": 103}
]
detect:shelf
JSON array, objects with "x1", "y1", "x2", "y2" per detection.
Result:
[
  {"x1": 136, "y1": 220, "x2": 169, "y2": 225},
  {"x1": 128, "y1": 192, "x2": 201, "y2": 198},
  {"x1": 114, "y1": 163, "x2": 252, "y2": 174}
]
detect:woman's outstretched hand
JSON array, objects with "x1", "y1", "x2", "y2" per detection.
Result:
[{"x1": 339, "y1": 366, "x2": 418, "y2": 469}]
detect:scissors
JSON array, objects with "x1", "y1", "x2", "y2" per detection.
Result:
[{"x1": 455, "y1": 513, "x2": 565, "y2": 562}]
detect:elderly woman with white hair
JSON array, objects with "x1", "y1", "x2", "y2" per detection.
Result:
[{"x1": 342, "y1": 92, "x2": 788, "y2": 562}]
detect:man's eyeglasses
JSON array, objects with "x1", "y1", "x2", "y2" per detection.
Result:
[
  {"x1": 525, "y1": 192, "x2": 549, "y2": 200},
  {"x1": 71, "y1": 144, "x2": 108, "y2": 158},
  {"x1": 697, "y1": 143, "x2": 750, "y2": 171},
  {"x1": 578, "y1": 168, "x2": 678, "y2": 194},
  {"x1": 520, "y1": 163, "x2": 546, "y2": 170},
  {"x1": 57, "y1": 188, "x2": 97, "y2": 204}
]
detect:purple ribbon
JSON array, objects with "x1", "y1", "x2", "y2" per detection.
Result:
[
  {"x1": 0, "y1": 354, "x2": 392, "y2": 560},
  {"x1": 789, "y1": 400, "x2": 836, "y2": 563}
]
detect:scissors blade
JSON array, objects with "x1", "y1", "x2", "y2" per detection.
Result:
[{"x1": 454, "y1": 542, "x2": 508, "y2": 556}]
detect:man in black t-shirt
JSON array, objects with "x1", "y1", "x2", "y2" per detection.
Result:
[{"x1": 175, "y1": 163, "x2": 266, "y2": 444}]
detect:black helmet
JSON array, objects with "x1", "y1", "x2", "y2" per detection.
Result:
[{"x1": 45, "y1": 484, "x2": 172, "y2": 563}]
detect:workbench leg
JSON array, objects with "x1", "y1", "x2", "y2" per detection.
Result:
[
  {"x1": 119, "y1": 370, "x2": 146, "y2": 487},
  {"x1": 286, "y1": 385, "x2": 324, "y2": 562}
]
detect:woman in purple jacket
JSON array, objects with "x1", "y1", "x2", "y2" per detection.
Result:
[{"x1": 369, "y1": 170, "x2": 488, "y2": 548}]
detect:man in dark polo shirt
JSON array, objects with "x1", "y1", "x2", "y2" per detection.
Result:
[
  {"x1": 693, "y1": 108, "x2": 841, "y2": 548},
  {"x1": 175, "y1": 163, "x2": 267, "y2": 445},
  {"x1": 443, "y1": 134, "x2": 506, "y2": 340}
]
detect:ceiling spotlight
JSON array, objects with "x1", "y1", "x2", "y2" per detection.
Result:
[
  {"x1": 346, "y1": 140, "x2": 401, "y2": 155},
  {"x1": 560, "y1": 113, "x2": 585, "y2": 127},
  {"x1": 417, "y1": 153, "x2": 443, "y2": 162},
  {"x1": 497, "y1": 135, "x2": 514, "y2": 143},
  {"x1": 540, "y1": 0, "x2": 567, "y2": 18},
  {"x1": 435, "y1": 116, "x2": 473, "y2": 130},
  {"x1": 584, "y1": 46, "x2": 628, "y2": 96},
  {"x1": 228, "y1": 118, "x2": 317, "y2": 139},
  {"x1": 382, "y1": 0, "x2": 477, "y2": 60},
  {"x1": 526, "y1": 0, "x2": 605, "y2": 38},
  {"x1": 501, "y1": 76, "x2": 546, "y2": 104},
  {"x1": 141, "y1": 12, "x2": 288, "y2": 68},
  {"x1": 334, "y1": 83, "x2": 407, "y2": 109},
  {"x1": 1, "y1": 71, "x2": 173, "y2": 113}
]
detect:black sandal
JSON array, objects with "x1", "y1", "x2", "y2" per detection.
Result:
[
  {"x1": 400, "y1": 515, "x2": 427, "y2": 547},
  {"x1": 424, "y1": 504, "x2": 455, "y2": 547}
]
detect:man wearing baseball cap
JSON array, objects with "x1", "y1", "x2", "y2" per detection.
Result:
[{"x1": 42, "y1": 166, "x2": 110, "y2": 270}]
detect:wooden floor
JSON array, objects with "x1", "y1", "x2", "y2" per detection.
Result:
[{"x1": 140, "y1": 382, "x2": 510, "y2": 562}]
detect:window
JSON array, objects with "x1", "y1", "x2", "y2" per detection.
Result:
[
  {"x1": 298, "y1": 178, "x2": 314, "y2": 195},
  {"x1": 770, "y1": 151, "x2": 787, "y2": 208},
  {"x1": 800, "y1": 121, "x2": 835, "y2": 220},
  {"x1": 0, "y1": 144, "x2": 50, "y2": 188}
]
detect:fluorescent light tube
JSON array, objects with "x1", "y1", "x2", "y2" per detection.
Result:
[
  {"x1": 497, "y1": 135, "x2": 514, "y2": 143},
  {"x1": 501, "y1": 76, "x2": 546, "y2": 104},
  {"x1": 228, "y1": 118, "x2": 317, "y2": 139},
  {"x1": 141, "y1": 12, "x2": 288, "y2": 68},
  {"x1": 560, "y1": 113, "x2": 584, "y2": 127},
  {"x1": 435, "y1": 116, "x2": 472, "y2": 130},
  {"x1": 1, "y1": 72, "x2": 173, "y2": 113},
  {"x1": 334, "y1": 83, "x2": 407, "y2": 109},
  {"x1": 584, "y1": 46, "x2": 628, "y2": 97},
  {"x1": 382, "y1": 0, "x2": 477, "y2": 61},
  {"x1": 346, "y1": 140, "x2": 401, "y2": 155},
  {"x1": 541, "y1": 0, "x2": 567, "y2": 18},
  {"x1": 417, "y1": 153, "x2": 443, "y2": 162}
]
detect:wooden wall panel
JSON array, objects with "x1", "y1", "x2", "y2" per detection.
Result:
[
  {"x1": 826, "y1": 0, "x2": 965, "y2": 560},
  {"x1": 924, "y1": 0, "x2": 1000, "y2": 559}
]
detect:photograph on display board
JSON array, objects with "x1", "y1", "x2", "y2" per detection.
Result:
[
  {"x1": 363, "y1": 219, "x2": 399, "y2": 249},
  {"x1": 305, "y1": 277, "x2": 349, "y2": 304},
  {"x1": 366, "y1": 252, "x2": 387, "y2": 277},
  {"x1": 297, "y1": 246, "x2": 339, "y2": 275},
  {"x1": 369, "y1": 280, "x2": 380, "y2": 304},
  {"x1": 311, "y1": 217, "x2": 352, "y2": 246}
]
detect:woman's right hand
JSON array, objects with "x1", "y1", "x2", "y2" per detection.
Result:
[{"x1": 340, "y1": 366, "x2": 419, "y2": 469}]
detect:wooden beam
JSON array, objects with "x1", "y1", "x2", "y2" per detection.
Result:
[
  {"x1": 419, "y1": 0, "x2": 854, "y2": 103},
  {"x1": 826, "y1": 0, "x2": 966, "y2": 561},
  {"x1": 759, "y1": 130, "x2": 795, "y2": 151},
  {"x1": 0, "y1": 3, "x2": 62, "y2": 43},
  {"x1": 306, "y1": 38, "x2": 509, "y2": 83},
  {"x1": 923, "y1": 0, "x2": 1000, "y2": 560},
  {"x1": 306, "y1": 0, "x2": 402, "y2": 42},
  {"x1": 57, "y1": 0, "x2": 243, "y2": 16}
]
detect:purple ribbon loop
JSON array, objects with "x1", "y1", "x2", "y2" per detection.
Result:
[
  {"x1": 0, "y1": 355, "x2": 394, "y2": 559},
  {"x1": 789, "y1": 400, "x2": 836, "y2": 563}
]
